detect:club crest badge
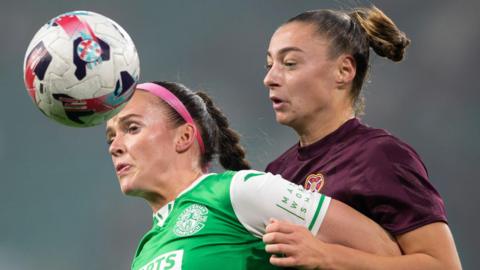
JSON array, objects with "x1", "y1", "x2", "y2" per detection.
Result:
[
  {"x1": 304, "y1": 173, "x2": 325, "y2": 192},
  {"x1": 174, "y1": 204, "x2": 208, "y2": 237}
]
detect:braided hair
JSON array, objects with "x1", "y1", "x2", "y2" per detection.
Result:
[{"x1": 151, "y1": 81, "x2": 250, "y2": 171}]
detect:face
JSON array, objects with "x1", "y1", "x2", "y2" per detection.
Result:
[
  {"x1": 106, "y1": 90, "x2": 177, "y2": 196},
  {"x1": 264, "y1": 22, "x2": 340, "y2": 130}
]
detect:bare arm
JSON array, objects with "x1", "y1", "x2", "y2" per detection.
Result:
[
  {"x1": 264, "y1": 202, "x2": 461, "y2": 270},
  {"x1": 317, "y1": 199, "x2": 400, "y2": 256},
  {"x1": 263, "y1": 198, "x2": 402, "y2": 268},
  {"x1": 319, "y1": 222, "x2": 461, "y2": 270}
]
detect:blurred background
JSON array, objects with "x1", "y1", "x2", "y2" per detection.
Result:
[{"x1": 1, "y1": 0, "x2": 478, "y2": 268}]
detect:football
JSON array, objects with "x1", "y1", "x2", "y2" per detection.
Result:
[{"x1": 23, "y1": 11, "x2": 140, "y2": 127}]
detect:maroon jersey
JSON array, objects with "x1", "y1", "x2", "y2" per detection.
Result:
[{"x1": 266, "y1": 118, "x2": 447, "y2": 235}]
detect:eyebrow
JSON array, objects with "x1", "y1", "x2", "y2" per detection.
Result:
[
  {"x1": 267, "y1": 46, "x2": 305, "y2": 58},
  {"x1": 105, "y1": 113, "x2": 142, "y2": 137}
]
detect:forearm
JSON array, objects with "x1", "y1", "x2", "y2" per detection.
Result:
[
  {"x1": 323, "y1": 243, "x2": 458, "y2": 270},
  {"x1": 318, "y1": 200, "x2": 401, "y2": 256}
]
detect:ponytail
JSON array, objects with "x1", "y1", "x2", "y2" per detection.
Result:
[
  {"x1": 196, "y1": 92, "x2": 250, "y2": 171},
  {"x1": 349, "y1": 6, "x2": 410, "y2": 62}
]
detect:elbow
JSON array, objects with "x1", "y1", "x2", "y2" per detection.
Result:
[
  {"x1": 372, "y1": 236, "x2": 402, "y2": 256},
  {"x1": 382, "y1": 241, "x2": 402, "y2": 256},
  {"x1": 369, "y1": 229, "x2": 402, "y2": 256}
]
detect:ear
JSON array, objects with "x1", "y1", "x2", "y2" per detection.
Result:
[
  {"x1": 174, "y1": 123, "x2": 196, "y2": 153},
  {"x1": 335, "y1": 55, "x2": 356, "y2": 87}
]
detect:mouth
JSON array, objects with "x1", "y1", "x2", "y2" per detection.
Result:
[
  {"x1": 270, "y1": 96, "x2": 286, "y2": 110},
  {"x1": 116, "y1": 163, "x2": 132, "y2": 176}
]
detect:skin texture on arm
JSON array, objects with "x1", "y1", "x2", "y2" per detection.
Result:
[
  {"x1": 264, "y1": 217, "x2": 462, "y2": 270},
  {"x1": 317, "y1": 199, "x2": 400, "y2": 255},
  {"x1": 263, "y1": 199, "x2": 401, "y2": 269}
]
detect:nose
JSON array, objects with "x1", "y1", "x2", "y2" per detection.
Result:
[
  {"x1": 109, "y1": 135, "x2": 126, "y2": 157},
  {"x1": 263, "y1": 64, "x2": 281, "y2": 89}
]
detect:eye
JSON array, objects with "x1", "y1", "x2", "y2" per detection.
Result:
[
  {"x1": 283, "y1": 61, "x2": 297, "y2": 68},
  {"x1": 264, "y1": 63, "x2": 272, "y2": 70},
  {"x1": 127, "y1": 123, "x2": 140, "y2": 134},
  {"x1": 106, "y1": 134, "x2": 114, "y2": 145},
  {"x1": 106, "y1": 137, "x2": 113, "y2": 145}
]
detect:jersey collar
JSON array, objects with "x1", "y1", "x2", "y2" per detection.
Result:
[
  {"x1": 152, "y1": 173, "x2": 214, "y2": 227},
  {"x1": 297, "y1": 118, "x2": 360, "y2": 160}
]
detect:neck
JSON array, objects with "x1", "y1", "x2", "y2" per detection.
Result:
[
  {"x1": 146, "y1": 167, "x2": 203, "y2": 213},
  {"x1": 296, "y1": 108, "x2": 354, "y2": 147}
]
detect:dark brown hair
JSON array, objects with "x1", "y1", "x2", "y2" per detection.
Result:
[
  {"x1": 287, "y1": 6, "x2": 410, "y2": 114},
  {"x1": 152, "y1": 81, "x2": 250, "y2": 171}
]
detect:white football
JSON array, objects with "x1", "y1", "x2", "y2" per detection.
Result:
[{"x1": 23, "y1": 11, "x2": 140, "y2": 127}]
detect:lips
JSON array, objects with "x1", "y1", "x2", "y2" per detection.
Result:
[
  {"x1": 270, "y1": 96, "x2": 282, "y2": 103},
  {"x1": 270, "y1": 96, "x2": 286, "y2": 110},
  {"x1": 115, "y1": 163, "x2": 131, "y2": 175}
]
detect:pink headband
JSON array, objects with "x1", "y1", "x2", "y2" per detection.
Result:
[{"x1": 136, "y1": 82, "x2": 205, "y2": 154}]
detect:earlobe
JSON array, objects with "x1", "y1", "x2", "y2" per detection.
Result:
[{"x1": 175, "y1": 124, "x2": 196, "y2": 153}]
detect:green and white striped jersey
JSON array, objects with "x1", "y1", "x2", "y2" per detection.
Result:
[{"x1": 131, "y1": 170, "x2": 331, "y2": 270}]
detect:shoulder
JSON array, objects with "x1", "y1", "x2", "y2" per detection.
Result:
[
  {"x1": 338, "y1": 124, "x2": 431, "y2": 191},
  {"x1": 229, "y1": 169, "x2": 292, "y2": 202},
  {"x1": 208, "y1": 170, "x2": 283, "y2": 202},
  {"x1": 187, "y1": 172, "x2": 238, "y2": 202},
  {"x1": 230, "y1": 169, "x2": 280, "y2": 185},
  {"x1": 210, "y1": 170, "x2": 273, "y2": 183},
  {"x1": 352, "y1": 125, "x2": 425, "y2": 170},
  {"x1": 351, "y1": 128, "x2": 436, "y2": 202},
  {"x1": 362, "y1": 130, "x2": 424, "y2": 167}
]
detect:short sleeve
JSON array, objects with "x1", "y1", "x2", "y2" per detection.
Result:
[
  {"x1": 361, "y1": 137, "x2": 447, "y2": 235},
  {"x1": 229, "y1": 170, "x2": 331, "y2": 238}
]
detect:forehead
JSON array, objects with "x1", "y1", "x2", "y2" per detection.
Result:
[
  {"x1": 106, "y1": 90, "x2": 163, "y2": 128},
  {"x1": 268, "y1": 22, "x2": 328, "y2": 54}
]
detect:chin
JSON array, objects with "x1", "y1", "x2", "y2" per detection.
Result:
[
  {"x1": 120, "y1": 179, "x2": 151, "y2": 199},
  {"x1": 122, "y1": 186, "x2": 145, "y2": 197},
  {"x1": 120, "y1": 184, "x2": 134, "y2": 196},
  {"x1": 276, "y1": 114, "x2": 293, "y2": 126},
  {"x1": 118, "y1": 177, "x2": 138, "y2": 196}
]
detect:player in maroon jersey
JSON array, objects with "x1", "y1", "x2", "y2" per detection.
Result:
[{"x1": 262, "y1": 5, "x2": 461, "y2": 270}]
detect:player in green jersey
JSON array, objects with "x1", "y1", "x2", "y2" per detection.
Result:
[{"x1": 105, "y1": 81, "x2": 400, "y2": 270}]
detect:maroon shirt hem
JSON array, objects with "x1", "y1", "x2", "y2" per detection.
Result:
[{"x1": 390, "y1": 217, "x2": 448, "y2": 236}]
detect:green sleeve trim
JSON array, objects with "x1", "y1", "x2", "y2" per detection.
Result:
[
  {"x1": 243, "y1": 172, "x2": 264, "y2": 182},
  {"x1": 308, "y1": 194, "x2": 326, "y2": 231}
]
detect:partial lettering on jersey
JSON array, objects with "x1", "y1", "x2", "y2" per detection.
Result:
[
  {"x1": 138, "y1": 250, "x2": 183, "y2": 270},
  {"x1": 230, "y1": 170, "x2": 331, "y2": 238},
  {"x1": 276, "y1": 181, "x2": 313, "y2": 221}
]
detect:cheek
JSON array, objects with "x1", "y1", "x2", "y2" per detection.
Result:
[
  {"x1": 124, "y1": 133, "x2": 154, "y2": 166},
  {"x1": 134, "y1": 132, "x2": 174, "y2": 167},
  {"x1": 288, "y1": 80, "x2": 322, "y2": 106},
  {"x1": 292, "y1": 68, "x2": 334, "y2": 104},
  {"x1": 288, "y1": 83, "x2": 331, "y2": 118}
]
